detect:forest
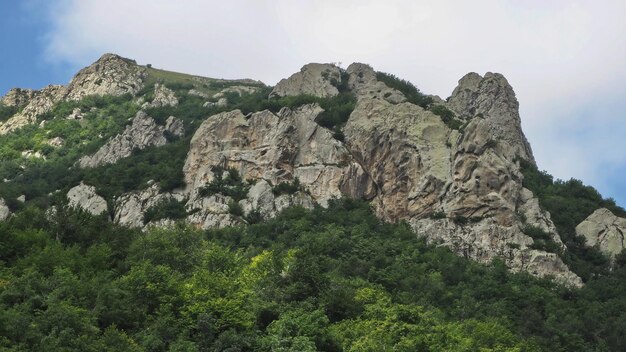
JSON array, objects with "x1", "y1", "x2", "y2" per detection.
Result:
[{"x1": 1, "y1": 197, "x2": 626, "y2": 351}]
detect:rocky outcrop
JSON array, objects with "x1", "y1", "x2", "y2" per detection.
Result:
[
  {"x1": 0, "y1": 85, "x2": 66, "y2": 134},
  {"x1": 0, "y1": 198, "x2": 10, "y2": 221},
  {"x1": 213, "y1": 86, "x2": 259, "y2": 99},
  {"x1": 1, "y1": 54, "x2": 147, "y2": 134},
  {"x1": 346, "y1": 63, "x2": 406, "y2": 103},
  {"x1": 576, "y1": 208, "x2": 626, "y2": 258},
  {"x1": 183, "y1": 62, "x2": 581, "y2": 286},
  {"x1": 78, "y1": 111, "x2": 183, "y2": 168},
  {"x1": 66, "y1": 183, "x2": 108, "y2": 216},
  {"x1": 1, "y1": 88, "x2": 36, "y2": 107},
  {"x1": 270, "y1": 63, "x2": 341, "y2": 98},
  {"x1": 114, "y1": 184, "x2": 183, "y2": 228},
  {"x1": 64, "y1": 53, "x2": 146, "y2": 101},
  {"x1": 447, "y1": 72, "x2": 534, "y2": 163},
  {"x1": 183, "y1": 104, "x2": 375, "y2": 206},
  {"x1": 143, "y1": 83, "x2": 178, "y2": 108}
]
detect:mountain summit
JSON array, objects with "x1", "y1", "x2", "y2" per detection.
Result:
[{"x1": 2, "y1": 54, "x2": 625, "y2": 288}]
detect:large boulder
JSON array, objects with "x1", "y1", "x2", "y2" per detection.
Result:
[
  {"x1": 576, "y1": 208, "x2": 626, "y2": 258},
  {"x1": 66, "y1": 183, "x2": 108, "y2": 216}
]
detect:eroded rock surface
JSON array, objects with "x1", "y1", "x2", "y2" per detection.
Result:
[
  {"x1": 270, "y1": 63, "x2": 341, "y2": 98},
  {"x1": 67, "y1": 183, "x2": 108, "y2": 216},
  {"x1": 64, "y1": 53, "x2": 146, "y2": 101},
  {"x1": 183, "y1": 104, "x2": 375, "y2": 206},
  {"x1": 576, "y1": 208, "x2": 626, "y2": 258},
  {"x1": 78, "y1": 111, "x2": 183, "y2": 168},
  {"x1": 143, "y1": 83, "x2": 178, "y2": 108}
]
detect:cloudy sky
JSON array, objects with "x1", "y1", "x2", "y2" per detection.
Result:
[{"x1": 2, "y1": 0, "x2": 625, "y2": 206}]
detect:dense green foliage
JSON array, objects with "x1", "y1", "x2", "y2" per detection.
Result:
[
  {"x1": 520, "y1": 159, "x2": 626, "y2": 281},
  {"x1": 2, "y1": 199, "x2": 626, "y2": 351},
  {"x1": 272, "y1": 178, "x2": 304, "y2": 196},
  {"x1": 199, "y1": 167, "x2": 250, "y2": 202},
  {"x1": 0, "y1": 104, "x2": 18, "y2": 122},
  {"x1": 143, "y1": 198, "x2": 189, "y2": 225},
  {"x1": 376, "y1": 71, "x2": 433, "y2": 108}
]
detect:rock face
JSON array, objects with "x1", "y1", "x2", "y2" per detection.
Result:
[
  {"x1": 0, "y1": 198, "x2": 10, "y2": 221},
  {"x1": 182, "y1": 62, "x2": 582, "y2": 286},
  {"x1": 183, "y1": 104, "x2": 375, "y2": 206},
  {"x1": 1, "y1": 88, "x2": 36, "y2": 107},
  {"x1": 78, "y1": 111, "x2": 183, "y2": 168},
  {"x1": 67, "y1": 183, "x2": 108, "y2": 216},
  {"x1": 270, "y1": 63, "x2": 342, "y2": 98},
  {"x1": 447, "y1": 72, "x2": 534, "y2": 162},
  {"x1": 576, "y1": 208, "x2": 626, "y2": 258}
]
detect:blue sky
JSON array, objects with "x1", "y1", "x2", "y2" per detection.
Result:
[{"x1": 1, "y1": 0, "x2": 625, "y2": 208}]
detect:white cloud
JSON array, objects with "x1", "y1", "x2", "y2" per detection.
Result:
[{"x1": 42, "y1": 0, "x2": 626, "y2": 204}]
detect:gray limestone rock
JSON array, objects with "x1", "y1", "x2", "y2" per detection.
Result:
[{"x1": 67, "y1": 183, "x2": 108, "y2": 216}]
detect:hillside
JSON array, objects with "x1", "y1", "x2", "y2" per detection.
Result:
[{"x1": 1, "y1": 54, "x2": 626, "y2": 351}]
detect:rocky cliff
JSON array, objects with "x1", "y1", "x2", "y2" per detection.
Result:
[
  {"x1": 1, "y1": 54, "x2": 595, "y2": 286},
  {"x1": 178, "y1": 62, "x2": 582, "y2": 286}
]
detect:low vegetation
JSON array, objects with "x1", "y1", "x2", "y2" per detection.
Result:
[
  {"x1": 376, "y1": 71, "x2": 433, "y2": 108},
  {"x1": 520, "y1": 159, "x2": 626, "y2": 281}
]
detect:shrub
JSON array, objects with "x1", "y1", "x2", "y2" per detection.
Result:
[
  {"x1": 272, "y1": 178, "x2": 303, "y2": 196},
  {"x1": 143, "y1": 198, "x2": 188, "y2": 224},
  {"x1": 0, "y1": 104, "x2": 17, "y2": 122},
  {"x1": 430, "y1": 105, "x2": 462, "y2": 130},
  {"x1": 376, "y1": 71, "x2": 433, "y2": 108},
  {"x1": 228, "y1": 200, "x2": 244, "y2": 217},
  {"x1": 198, "y1": 166, "x2": 250, "y2": 201}
]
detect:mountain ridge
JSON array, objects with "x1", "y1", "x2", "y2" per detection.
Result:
[{"x1": 1, "y1": 53, "x2": 625, "y2": 288}]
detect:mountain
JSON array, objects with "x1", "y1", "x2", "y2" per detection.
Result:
[
  {"x1": 2, "y1": 53, "x2": 626, "y2": 285},
  {"x1": 2, "y1": 54, "x2": 626, "y2": 350}
]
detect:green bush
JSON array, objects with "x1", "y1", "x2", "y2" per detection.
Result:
[
  {"x1": 228, "y1": 200, "x2": 244, "y2": 217},
  {"x1": 198, "y1": 166, "x2": 250, "y2": 201},
  {"x1": 376, "y1": 71, "x2": 433, "y2": 108},
  {"x1": 0, "y1": 103, "x2": 17, "y2": 122},
  {"x1": 272, "y1": 178, "x2": 303, "y2": 196},
  {"x1": 143, "y1": 198, "x2": 188, "y2": 224}
]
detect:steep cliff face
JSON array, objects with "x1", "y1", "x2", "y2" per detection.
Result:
[{"x1": 181, "y1": 62, "x2": 582, "y2": 286}]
